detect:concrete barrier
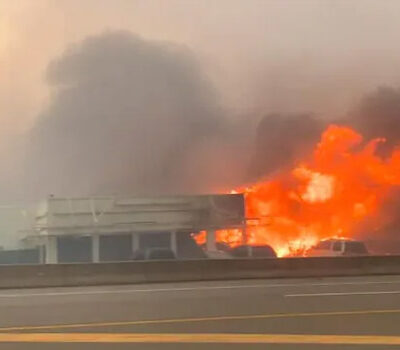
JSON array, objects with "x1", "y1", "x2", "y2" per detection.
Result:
[{"x1": 1, "y1": 255, "x2": 400, "y2": 289}]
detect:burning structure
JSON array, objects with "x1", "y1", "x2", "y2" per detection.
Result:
[{"x1": 196, "y1": 124, "x2": 400, "y2": 257}]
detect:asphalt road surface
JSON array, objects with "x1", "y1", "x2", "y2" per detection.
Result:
[{"x1": 1, "y1": 275, "x2": 400, "y2": 349}]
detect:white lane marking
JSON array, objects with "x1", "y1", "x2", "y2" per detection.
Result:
[
  {"x1": 286, "y1": 290, "x2": 400, "y2": 297},
  {"x1": 1, "y1": 279, "x2": 400, "y2": 298}
]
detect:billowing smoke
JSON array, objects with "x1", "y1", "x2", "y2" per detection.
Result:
[
  {"x1": 247, "y1": 113, "x2": 325, "y2": 181},
  {"x1": 24, "y1": 31, "x2": 247, "y2": 198},
  {"x1": 20, "y1": 30, "x2": 400, "y2": 204},
  {"x1": 350, "y1": 86, "x2": 400, "y2": 148}
]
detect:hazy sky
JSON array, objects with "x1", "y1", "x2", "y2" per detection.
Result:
[
  {"x1": 2, "y1": 0, "x2": 400, "y2": 200},
  {"x1": 2, "y1": 0, "x2": 400, "y2": 136}
]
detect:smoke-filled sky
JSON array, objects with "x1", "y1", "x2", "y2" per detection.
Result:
[{"x1": 2, "y1": 0, "x2": 400, "y2": 201}]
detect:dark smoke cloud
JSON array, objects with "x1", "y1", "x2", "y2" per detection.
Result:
[
  {"x1": 247, "y1": 113, "x2": 325, "y2": 181},
  {"x1": 350, "y1": 86, "x2": 400, "y2": 147},
  {"x1": 22, "y1": 30, "x2": 400, "y2": 203},
  {"x1": 24, "y1": 31, "x2": 244, "y2": 198}
]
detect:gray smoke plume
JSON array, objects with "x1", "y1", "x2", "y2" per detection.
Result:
[
  {"x1": 24, "y1": 31, "x2": 245, "y2": 198},
  {"x1": 350, "y1": 86, "x2": 400, "y2": 148},
  {"x1": 22, "y1": 30, "x2": 400, "y2": 202},
  {"x1": 247, "y1": 113, "x2": 325, "y2": 181}
]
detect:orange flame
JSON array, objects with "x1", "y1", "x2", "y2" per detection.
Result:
[{"x1": 195, "y1": 125, "x2": 400, "y2": 257}]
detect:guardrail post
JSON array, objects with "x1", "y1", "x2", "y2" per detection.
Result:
[
  {"x1": 170, "y1": 231, "x2": 178, "y2": 256},
  {"x1": 45, "y1": 236, "x2": 58, "y2": 264},
  {"x1": 132, "y1": 233, "x2": 139, "y2": 252},
  {"x1": 92, "y1": 235, "x2": 100, "y2": 263},
  {"x1": 39, "y1": 244, "x2": 46, "y2": 264}
]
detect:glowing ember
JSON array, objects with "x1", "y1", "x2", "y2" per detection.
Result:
[{"x1": 195, "y1": 124, "x2": 400, "y2": 257}]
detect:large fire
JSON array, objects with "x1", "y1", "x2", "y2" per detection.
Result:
[{"x1": 196, "y1": 125, "x2": 400, "y2": 257}]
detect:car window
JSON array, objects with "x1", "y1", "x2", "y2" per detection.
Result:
[{"x1": 344, "y1": 242, "x2": 368, "y2": 254}]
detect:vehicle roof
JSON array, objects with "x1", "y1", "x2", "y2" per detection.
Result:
[
  {"x1": 319, "y1": 238, "x2": 365, "y2": 243},
  {"x1": 232, "y1": 244, "x2": 274, "y2": 248}
]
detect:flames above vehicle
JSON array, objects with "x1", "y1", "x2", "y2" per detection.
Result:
[{"x1": 195, "y1": 124, "x2": 400, "y2": 257}]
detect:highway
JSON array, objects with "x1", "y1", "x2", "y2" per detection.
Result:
[{"x1": 1, "y1": 275, "x2": 400, "y2": 349}]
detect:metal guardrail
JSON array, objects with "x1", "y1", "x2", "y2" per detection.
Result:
[{"x1": 0, "y1": 255, "x2": 399, "y2": 289}]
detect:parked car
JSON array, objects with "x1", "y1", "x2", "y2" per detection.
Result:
[
  {"x1": 229, "y1": 244, "x2": 277, "y2": 258},
  {"x1": 307, "y1": 238, "x2": 369, "y2": 257}
]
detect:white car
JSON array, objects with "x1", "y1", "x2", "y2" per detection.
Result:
[{"x1": 307, "y1": 238, "x2": 369, "y2": 257}]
